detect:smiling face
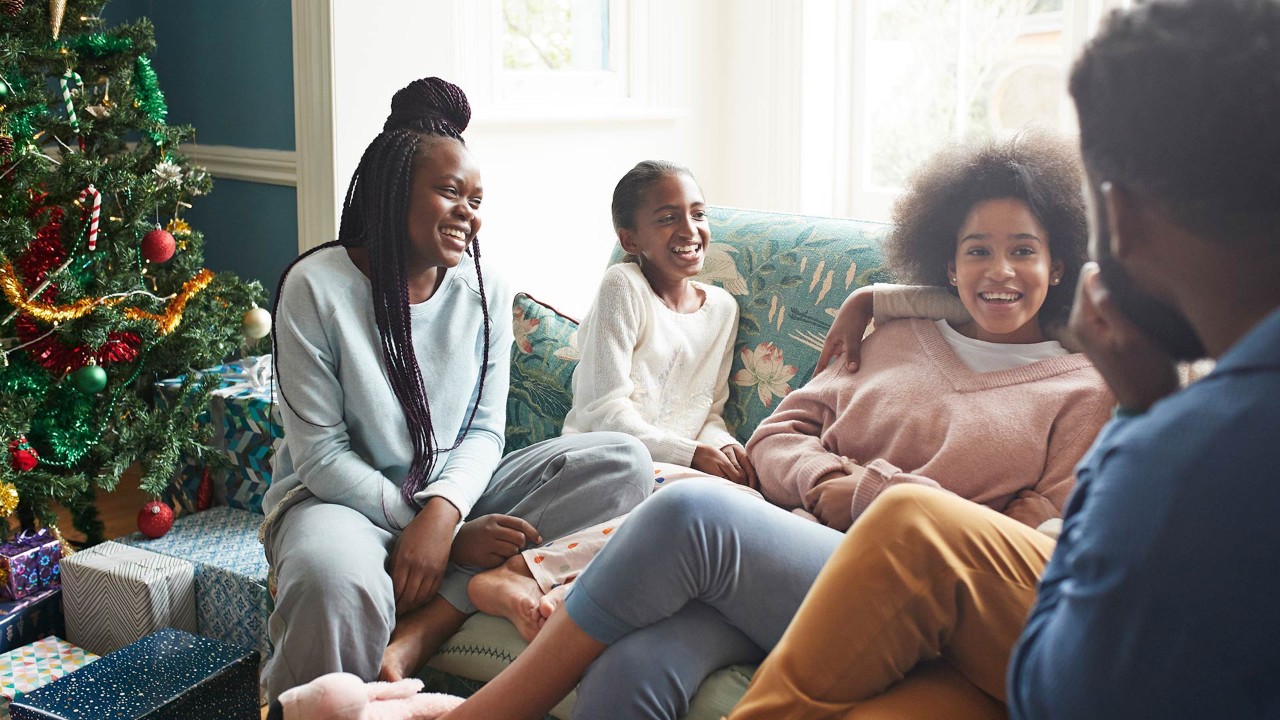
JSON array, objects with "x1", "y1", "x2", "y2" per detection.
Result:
[
  {"x1": 949, "y1": 197, "x2": 1064, "y2": 344},
  {"x1": 405, "y1": 137, "x2": 483, "y2": 273},
  {"x1": 617, "y1": 173, "x2": 710, "y2": 287}
]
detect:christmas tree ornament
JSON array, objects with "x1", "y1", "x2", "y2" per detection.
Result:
[
  {"x1": 83, "y1": 76, "x2": 110, "y2": 119},
  {"x1": 0, "y1": 482, "x2": 19, "y2": 518},
  {"x1": 48, "y1": 0, "x2": 65, "y2": 39},
  {"x1": 71, "y1": 358, "x2": 107, "y2": 394},
  {"x1": 8, "y1": 436, "x2": 38, "y2": 472},
  {"x1": 137, "y1": 499, "x2": 174, "y2": 539},
  {"x1": 59, "y1": 69, "x2": 82, "y2": 133},
  {"x1": 77, "y1": 184, "x2": 100, "y2": 250},
  {"x1": 0, "y1": 136, "x2": 13, "y2": 158},
  {"x1": 0, "y1": 75, "x2": 10, "y2": 99},
  {"x1": 165, "y1": 217, "x2": 191, "y2": 237},
  {"x1": 151, "y1": 160, "x2": 182, "y2": 186},
  {"x1": 141, "y1": 227, "x2": 175, "y2": 263},
  {"x1": 196, "y1": 468, "x2": 213, "y2": 511},
  {"x1": 242, "y1": 304, "x2": 272, "y2": 340},
  {"x1": 1, "y1": 0, "x2": 22, "y2": 18}
]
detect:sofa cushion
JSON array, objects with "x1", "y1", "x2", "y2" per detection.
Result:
[
  {"x1": 607, "y1": 206, "x2": 891, "y2": 443},
  {"x1": 421, "y1": 612, "x2": 754, "y2": 720},
  {"x1": 505, "y1": 293, "x2": 581, "y2": 454}
]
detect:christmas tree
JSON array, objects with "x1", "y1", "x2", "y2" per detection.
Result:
[{"x1": 0, "y1": 0, "x2": 266, "y2": 543}]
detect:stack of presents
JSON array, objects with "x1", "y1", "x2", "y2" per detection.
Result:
[{"x1": 0, "y1": 357, "x2": 276, "y2": 718}]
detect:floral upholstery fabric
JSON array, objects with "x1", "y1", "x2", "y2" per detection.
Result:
[
  {"x1": 505, "y1": 293, "x2": 581, "y2": 454},
  {"x1": 505, "y1": 207, "x2": 890, "y2": 454}
]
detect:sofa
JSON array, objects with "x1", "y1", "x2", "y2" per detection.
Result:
[{"x1": 419, "y1": 205, "x2": 894, "y2": 719}]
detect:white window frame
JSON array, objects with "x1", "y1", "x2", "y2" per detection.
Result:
[
  {"x1": 836, "y1": 0, "x2": 1131, "y2": 222},
  {"x1": 496, "y1": 0, "x2": 631, "y2": 104}
]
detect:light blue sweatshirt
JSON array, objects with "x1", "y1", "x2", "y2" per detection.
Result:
[{"x1": 264, "y1": 246, "x2": 513, "y2": 533}]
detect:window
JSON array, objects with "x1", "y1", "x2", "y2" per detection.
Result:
[
  {"x1": 843, "y1": 0, "x2": 1130, "y2": 220},
  {"x1": 496, "y1": 0, "x2": 630, "y2": 103}
]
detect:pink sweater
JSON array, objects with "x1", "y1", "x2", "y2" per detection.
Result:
[{"x1": 747, "y1": 319, "x2": 1113, "y2": 528}]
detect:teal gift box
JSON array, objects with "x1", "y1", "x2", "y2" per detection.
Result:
[{"x1": 154, "y1": 355, "x2": 281, "y2": 514}]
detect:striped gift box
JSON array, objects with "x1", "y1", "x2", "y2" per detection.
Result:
[{"x1": 60, "y1": 542, "x2": 197, "y2": 656}]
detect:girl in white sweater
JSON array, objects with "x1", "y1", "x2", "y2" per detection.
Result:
[{"x1": 467, "y1": 161, "x2": 759, "y2": 639}]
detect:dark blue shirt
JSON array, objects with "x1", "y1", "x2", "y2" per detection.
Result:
[{"x1": 1009, "y1": 307, "x2": 1280, "y2": 719}]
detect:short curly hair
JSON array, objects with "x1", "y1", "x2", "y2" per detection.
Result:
[{"x1": 883, "y1": 132, "x2": 1087, "y2": 329}]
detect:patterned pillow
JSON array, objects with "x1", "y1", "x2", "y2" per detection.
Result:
[
  {"x1": 607, "y1": 206, "x2": 891, "y2": 443},
  {"x1": 504, "y1": 293, "x2": 581, "y2": 455}
]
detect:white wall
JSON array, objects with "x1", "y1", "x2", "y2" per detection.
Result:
[{"x1": 310, "y1": 0, "x2": 812, "y2": 317}]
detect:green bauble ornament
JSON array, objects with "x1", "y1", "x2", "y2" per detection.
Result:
[
  {"x1": 0, "y1": 76, "x2": 10, "y2": 100},
  {"x1": 72, "y1": 363, "x2": 107, "y2": 394}
]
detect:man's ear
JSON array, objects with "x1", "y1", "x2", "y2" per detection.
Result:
[
  {"x1": 617, "y1": 228, "x2": 639, "y2": 256},
  {"x1": 1099, "y1": 181, "x2": 1147, "y2": 262}
]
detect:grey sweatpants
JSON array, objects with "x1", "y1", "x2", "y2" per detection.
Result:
[
  {"x1": 262, "y1": 432, "x2": 651, "y2": 702},
  {"x1": 564, "y1": 480, "x2": 844, "y2": 720}
]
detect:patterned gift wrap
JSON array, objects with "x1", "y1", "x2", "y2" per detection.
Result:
[
  {"x1": 154, "y1": 355, "x2": 280, "y2": 514},
  {"x1": 10, "y1": 628, "x2": 257, "y2": 720},
  {"x1": 0, "y1": 590, "x2": 64, "y2": 655},
  {"x1": 0, "y1": 637, "x2": 97, "y2": 720},
  {"x1": 60, "y1": 542, "x2": 197, "y2": 656},
  {"x1": 0, "y1": 532, "x2": 61, "y2": 602},
  {"x1": 115, "y1": 508, "x2": 269, "y2": 666}
]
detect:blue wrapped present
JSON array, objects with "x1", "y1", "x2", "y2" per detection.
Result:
[
  {"x1": 154, "y1": 355, "x2": 281, "y2": 514},
  {"x1": 115, "y1": 508, "x2": 268, "y2": 668},
  {"x1": 9, "y1": 628, "x2": 257, "y2": 720},
  {"x1": 0, "y1": 589, "x2": 64, "y2": 655},
  {"x1": 0, "y1": 532, "x2": 61, "y2": 602}
]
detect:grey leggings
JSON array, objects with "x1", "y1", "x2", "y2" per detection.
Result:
[
  {"x1": 263, "y1": 432, "x2": 651, "y2": 703},
  {"x1": 564, "y1": 480, "x2": 844, "y2": 720}
]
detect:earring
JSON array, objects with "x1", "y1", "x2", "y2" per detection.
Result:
[
  {"x1": 1051, "y1": 277, "x2": 1060, "y2": 285},
  {"x1": 949, "y1": 276, "x2": 957, "y2": 285}
]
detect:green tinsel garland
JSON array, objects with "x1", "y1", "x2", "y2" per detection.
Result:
[
  {"x1": 132, "y1": 56, "x2": 167, "y2": 144},
  {"x1": 68, "y1": 33, "x2": 134, "y2": 58}
]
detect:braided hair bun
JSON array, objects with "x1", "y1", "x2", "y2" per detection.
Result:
[{"x1": 382, "y1": 77, "x2": 471, "y2": 140}]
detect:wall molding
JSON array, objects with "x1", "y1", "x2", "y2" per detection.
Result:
[
  {"x1": 180, "y1": 144, "x2": 297, "y2": 186},
  {"x1": 291, "y1": 0, "x2": 337, "y2": 252}
]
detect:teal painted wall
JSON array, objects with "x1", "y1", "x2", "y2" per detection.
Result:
[{"x1": 103, "y1": 0, "x2": 298, "y2": 301}]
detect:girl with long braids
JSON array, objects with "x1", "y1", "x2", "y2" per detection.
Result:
[{"x1": 259, "y1": 77, "x2": 651, "y2": 702}]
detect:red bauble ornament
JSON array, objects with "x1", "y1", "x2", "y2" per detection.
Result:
[
  {"x1": 8, "y1": 438, "x2": 37, "y2": 473},
  {"x1": 196, "y1": 468, "x2": 213, "y2": 511},
  {"x1": 141, "y1": 228, "x2": 176, "y2": 263},
  {"x1": 137, "y1": 500, "x2": 175, "y2": 538}
]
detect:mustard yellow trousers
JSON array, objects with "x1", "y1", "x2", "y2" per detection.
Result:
[{"x1": 730, "y1": 484, "x2": 1055, "y2": 720}]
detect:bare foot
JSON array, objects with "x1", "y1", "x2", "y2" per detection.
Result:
[
  {"x1": 537, "y1": 583, "x2": 571, "y2": 624},
  {"x1": 380, "y1": 598, "x2": 468, "y2": 682},
  {"x1": 468, "y1": 555, "x2": 545, "y2": 642}
]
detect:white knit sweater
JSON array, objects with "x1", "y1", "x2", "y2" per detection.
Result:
[{"x1": 561, "y1": 263, "x2": 739, "y2": 466}]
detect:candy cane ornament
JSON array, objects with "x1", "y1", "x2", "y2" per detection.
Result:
[
  {"x1": 78, "y1": 184, "x2": 100, "y2": 251},
  {"x1": 60, "y1": 70, "x2": 82, "y2": 133}
]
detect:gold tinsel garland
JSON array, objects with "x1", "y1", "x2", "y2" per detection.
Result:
[
  {"x1": 0, "y1": 263, "x2": 215, "y2": 335},
  {"x1": 123, "y1": 268, "x2": 214, "y2": 335},
  {"x1": 0, "y1": 481, "x2": 18, "y2": 517}
]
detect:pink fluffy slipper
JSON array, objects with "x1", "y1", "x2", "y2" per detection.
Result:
[{"x1": 278, "y1": 672, "x2": 465, "y2": 720}]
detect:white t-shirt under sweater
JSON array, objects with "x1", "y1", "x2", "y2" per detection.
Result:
[
  {"x1": 264, "y1": 246, "x2": 514, "y2": 533},
  {"x1": 561, "y1": 262, "x2": 739, "y2": 467},
  {"x1": 934, "y1": 319, "x2": 1068, "y2": 372}
]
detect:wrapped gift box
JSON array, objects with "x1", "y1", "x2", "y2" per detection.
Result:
[
  {"x1": 154, "y1": 355, "x2": 281, "y2": 514},
  {"x1": 0, "y1": 532, "x2": 61, "y2": 602},
  {"x1": 0, "y1": 591, "x2": 63, "y2": 655},
  {"x1": 0, "y1": 637, "x2": 97, "y2": 720},
  {"x1": 60, "y1": 542, "x2": 197, "y2": 656},
  {"x1": 10, "y1": 628, "x2": 257, "y2": 720},
  {"x1": 115, "y1": 508, "x2": 269, "y2": 666}
]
